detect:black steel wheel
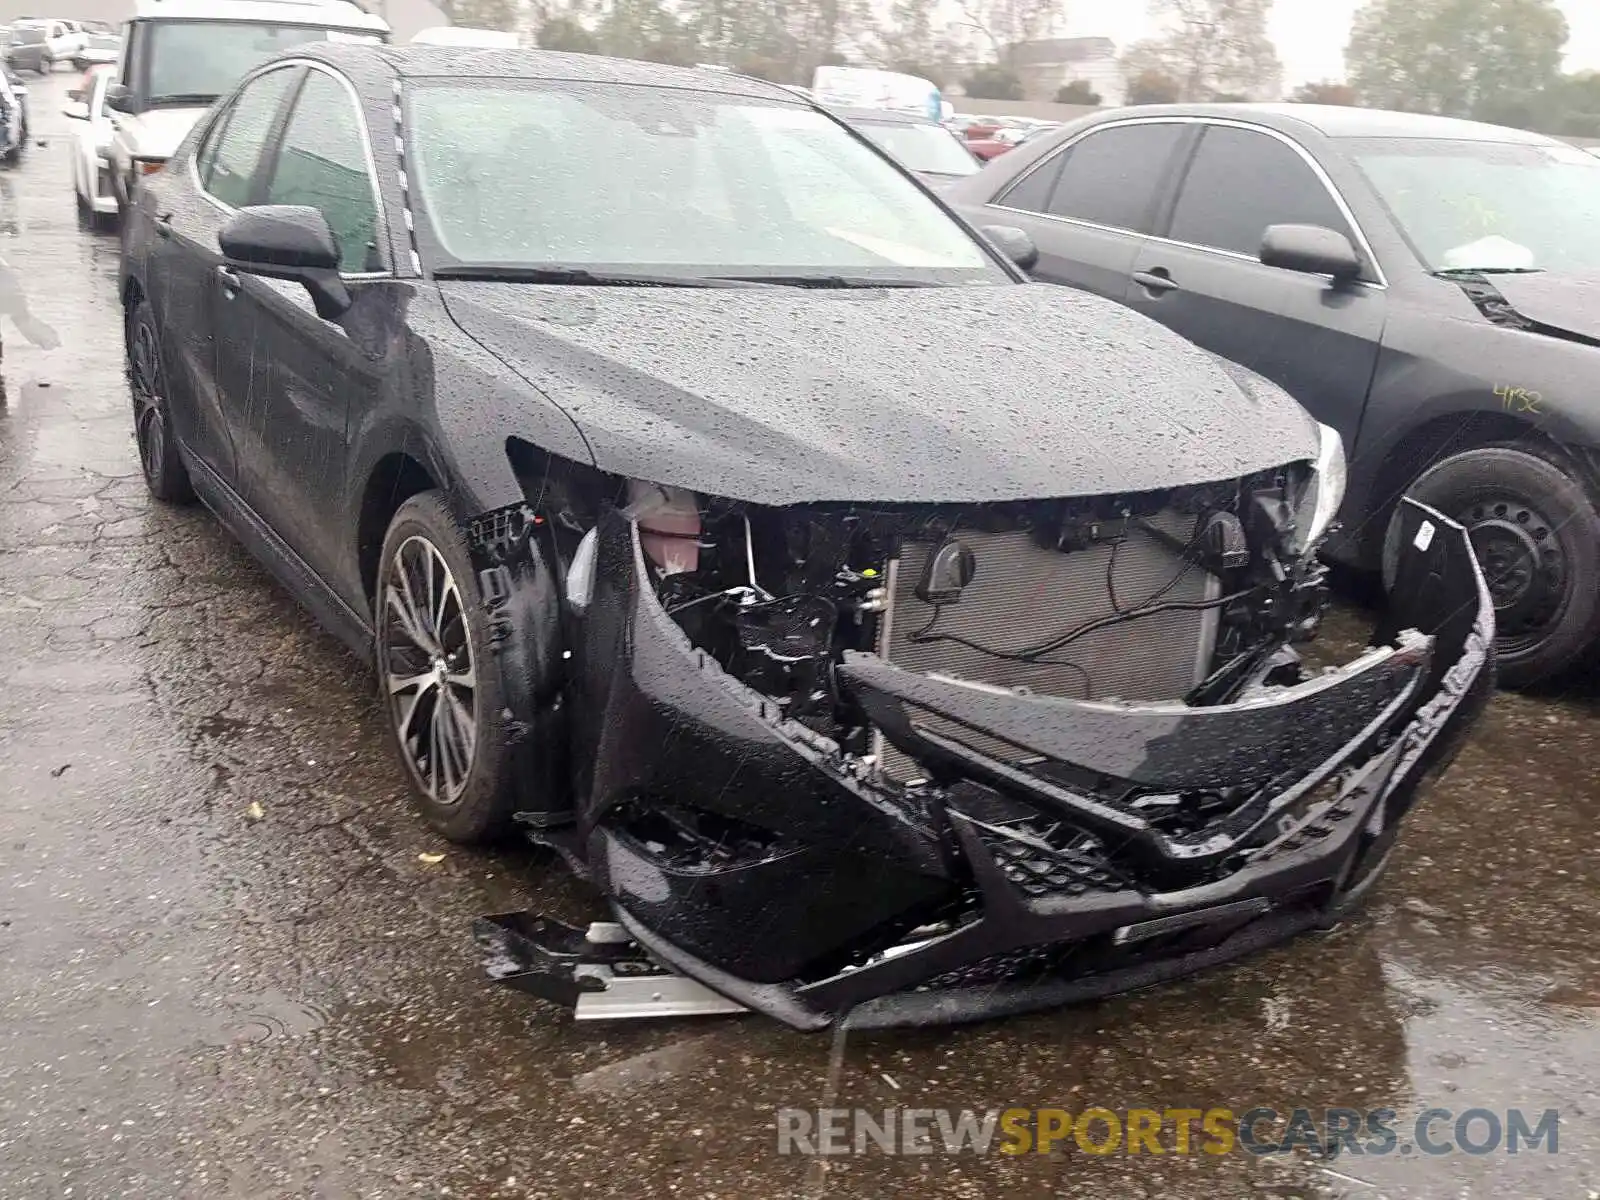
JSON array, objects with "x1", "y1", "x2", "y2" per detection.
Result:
[
  {"x1": 1384, "y1": 444, "x2": 1600, "y2": 689},
  {"x1": 376, "y1": 492, "x2": 519, "y2": 842},
  {"x1": 125, "y1": 300, "x2": 193, "y2": 503}
]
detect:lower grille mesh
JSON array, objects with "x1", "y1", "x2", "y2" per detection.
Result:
[{"x1": 877, "y1": 513, "x2": 1218, "y2": 783}]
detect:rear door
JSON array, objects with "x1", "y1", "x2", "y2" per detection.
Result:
[
  {"x1": 1124, "y1": 122, "x2": 1386, "y2": 438},
  {"x1": 988, "y1": 120, "x2": 1192, "y2": 301}
]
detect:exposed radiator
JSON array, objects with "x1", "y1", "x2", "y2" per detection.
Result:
[{"x1": 875, "y1": 513, "x2": 1219, "y2": 784}]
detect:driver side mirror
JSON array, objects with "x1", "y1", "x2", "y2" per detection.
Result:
[
  {"x1": 980, "y1": 224, "x2": 1039, "y2": 272},
  {"x1": 1260, "y1": 223, "x2": 1363, "y2": 283},
  {"x1": 105, "y1": 83, "x2": 136, "y2": 114},
  {"x1": 219, "y1": 205, "x2": 352, "y2": 321}
]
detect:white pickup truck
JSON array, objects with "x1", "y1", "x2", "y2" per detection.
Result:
[{"x1": 105, "y1": 0, "x2": 389, "y2": 220}]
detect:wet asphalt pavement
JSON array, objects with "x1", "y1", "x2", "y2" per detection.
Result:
[{"x1": 1, "y1": 72, "x2": 1598, "y2": 1200}]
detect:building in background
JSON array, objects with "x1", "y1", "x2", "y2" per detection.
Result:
[
  {"x1": 950, "y1": 36, "x2": 1124, "y2": 105},
  {"x1": 1007, "y1": 36, "x2": 1123, "y2": 105}
]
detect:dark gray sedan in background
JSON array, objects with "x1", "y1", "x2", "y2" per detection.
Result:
[{"x1": 946, "y1": 104, "x2": 1600, "y2": 688}]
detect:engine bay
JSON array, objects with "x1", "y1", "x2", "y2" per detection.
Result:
[{"x1": 511, "y1": 442, "x2": 1335, "y2": 771}]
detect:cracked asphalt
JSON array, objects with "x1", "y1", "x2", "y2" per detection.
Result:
[{"x1": 1, "y1": 72, "x2": 1598, "y2": 1200}]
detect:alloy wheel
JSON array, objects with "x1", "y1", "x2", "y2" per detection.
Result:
[
  {"x1": 128, "y1": 319, "x2": 167, "y2": 488},
  {"x1": 381, "y1": 535, "x2": 478, "y2": 805}
]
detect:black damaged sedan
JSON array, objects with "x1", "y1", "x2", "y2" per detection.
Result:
[{"x1": 121, "y1": 45, "x2": 1493, "y2": 1030}]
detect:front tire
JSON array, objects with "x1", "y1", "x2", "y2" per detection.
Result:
[
  {"x1": 125, "y1": 299, "x2": 194, "y2": 504},
  {"x1": 376, "y1": 493, "x2": 519, "y2": 843},
  {"x1": 1384, "y1": 444, "x2": 1600, "y2": 689}
]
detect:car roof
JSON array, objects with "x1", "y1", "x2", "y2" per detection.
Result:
[
  {"x1": 285, "y1": 42, "x2": 805, "y2": 102},
  {"x1": 1100, "y1": 102, "x2": 1560, "y2": 145},
  {"x1": 130, "y1": 0, "x2": 389, "y2": 34},
  {"x1": 829, "y1": 106, "x2": 938, "y2": 126}
]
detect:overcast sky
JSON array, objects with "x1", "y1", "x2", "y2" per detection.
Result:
[{"x1": 1062, "y1": 0, "x2": 1600, "y2": 86}]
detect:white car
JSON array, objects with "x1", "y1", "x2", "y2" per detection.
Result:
[
  {"x1": 36, "y1": 19, "x2": 86, "y2": 69},
  {"x1": 105, "y1": 0, "x2": 389, "y2": 218},
  {"x1": 6, "y1": 19, "x2": 86, "y2": 74},
  {"x1": 69, "y1": 27, "x2": 122, "y2": 73},
  {"x1": 64, "y1": 64, "x2": 117, "y2": 227}
]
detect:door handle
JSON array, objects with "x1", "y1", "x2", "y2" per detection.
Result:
[
  {"x1": 1133, "y1": 269, "x2": 1179, "y2": 294},
  {"x1": 216, "y1": 264, "x2": 240, "y2": 294}
]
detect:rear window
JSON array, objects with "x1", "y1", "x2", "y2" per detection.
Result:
[{"x1": 12, "y1": 29, "x2": 44, "y2": 45}]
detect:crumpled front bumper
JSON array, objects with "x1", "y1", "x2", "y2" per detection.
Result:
[{"x1": 574, "y1": 499, "x2": 1494, "y2": 1030}]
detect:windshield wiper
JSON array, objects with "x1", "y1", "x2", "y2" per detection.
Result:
[
  {"x1": 1434, "y1": 266, "x2": 1545, "y2": 276},
  {"x1": 712, "y1": 274, "x2": 943, "y2": 288},
  {"x1": 431, "y1": 265, "x2": 777, "y2": 288},
  {"x1": 146, "y1": 93, "x2": 220, "y2": 106}
]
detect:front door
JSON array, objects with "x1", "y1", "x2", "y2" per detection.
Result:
[
  {"x1": 147, "y1": 63, "x2": 302, "y2": 487},
  {"x1": 1122, "y1": 122, "x2": 1387, "y2": 441},
  {"x1": 211, "y1": 63, "x2": 388, "y2": 609}
]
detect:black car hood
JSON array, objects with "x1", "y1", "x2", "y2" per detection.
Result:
[
  {"x1": 439, "y1": 281, "x2": 1318, "y2": 504},
  {"x1": 1487, "y1": 272, "x2": 1600, "y2": 344}
]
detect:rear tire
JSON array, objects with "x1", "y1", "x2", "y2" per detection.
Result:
[
  {"x1": 376, "y1": 492, "x2": 520, "y2": 843},
  {"x1": 125, "y1": 299, "x2": 194, "y2": 504},
  {"x1": 1383, "y1": 444, "x2": 1600, "y2": 689}
]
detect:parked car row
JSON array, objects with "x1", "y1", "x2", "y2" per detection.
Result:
[
  {"x1": 1, "y1": 17, "x2": 116, "y2": 75},
  {"x1": 116, "y1": 45, "x2": 1492, "y2": 1028},
  {"x1": 946, "y1": 113, "x2": 1062, "y2": 162}
]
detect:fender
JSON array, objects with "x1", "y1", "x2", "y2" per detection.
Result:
[{"x1": 467, "y1": 503, "x2": 571, "y2": 823}]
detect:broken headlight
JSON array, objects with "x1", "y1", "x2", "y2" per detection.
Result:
[{"x1": 1292, "y1": 423, "x2": 1348, "y2": 554}]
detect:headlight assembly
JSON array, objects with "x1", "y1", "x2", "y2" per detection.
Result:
[{"x1": 1294, "y1": 423, "x2": 1348, "y2": 553}]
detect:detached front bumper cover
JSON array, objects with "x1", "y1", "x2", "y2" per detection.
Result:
[{"x1": 483, "y1": 499, "x2": 1493, "y2": 1030}]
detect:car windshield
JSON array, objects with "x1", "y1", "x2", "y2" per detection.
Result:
[
  {"x1": 143, "y1": 21, "x2": 379, "y2": 105},
  {"x1": 405, "y1": 80, "x2": 1005, "y2": 285},
  {"x1": 1348, "y1": 136, "x2": 1600, "y2": 272},
  {"x1": 851, "y1": 120, "x2": 979, "y2": 177}
]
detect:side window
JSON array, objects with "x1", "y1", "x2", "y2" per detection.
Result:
[
  {"x1": 1169, "y1": 125, "x2": 1355, "y2": 260},
  {"x1": 264, "y1": 69, "x2": 382, "y2": 274},
  {"x1": 1046, "y1": 123, "x2": 1186, "y2": 233},
  {"x1": 997, "y1": 148, "x2": 1070, "y2": 213},
  {"x1": 194, "y1": 107, "x2": 232, "y2": 192},
  {"x1": 204, "y1": 67, "x2": 300, "y2": 209}
]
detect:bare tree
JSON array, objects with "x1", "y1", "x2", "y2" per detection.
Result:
[
  {"x1": 1121, "y1": 0, "x2": 1281, "y2": 101},
  {"x1": 444, "y1": 0, "x2": 520, "y2": 30},
  {"x1": 954, "y1": 0, "x2": 1068, "y2": 65},
  {"x1": 874, "y1": 0, "x2": 963, "y2": 84}
]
